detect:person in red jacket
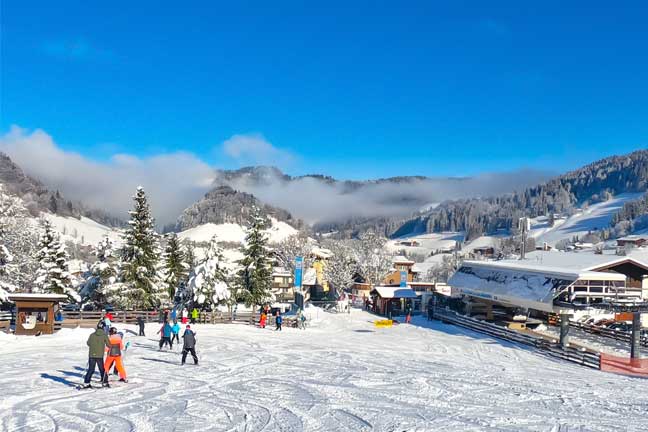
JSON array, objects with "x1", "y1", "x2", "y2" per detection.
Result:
[{"x1": 104, "y1": 327, "x2": 128, "y2": 383}]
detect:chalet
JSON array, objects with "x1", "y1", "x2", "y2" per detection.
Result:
[
  {"x1": 271, "y1": 267, "x2": 294, "y2": 302},
  {"x1": 383, "y1": 256, "x2": 418, "y2": 285},
  {"x1": 618, "y1": 235, "x2": 648, "y2": 248},
  {"x1": 472, "y1": 246, "x2": 496, "y2": 258}
]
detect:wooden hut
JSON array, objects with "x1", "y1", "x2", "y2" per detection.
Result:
[{"x1": 8, "y1": 293, "x2": 68, "y2": 335}]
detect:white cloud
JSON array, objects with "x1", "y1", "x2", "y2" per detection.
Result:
[
  {"x1": 0, "y1": 126, "x2": 215, "y2": 226},
  {"x1": 222, "y1": 133, "x2": 295, "y2": 167}
]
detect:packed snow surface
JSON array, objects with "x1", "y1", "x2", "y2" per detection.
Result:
[{"x1": 2, "y1": 309, "x2": 648, "y2": 431}]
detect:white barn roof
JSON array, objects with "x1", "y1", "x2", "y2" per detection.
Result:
[{"x1": 371, "y1": 286, "x2": 418, "y2": 299}]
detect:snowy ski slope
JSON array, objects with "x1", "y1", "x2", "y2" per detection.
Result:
[
  {"x1": 532, "y1": 193, "x2": 643, "y2": 246},
  {"x1": 1, "y1": 309, "x2": 647, "y2": 431}
]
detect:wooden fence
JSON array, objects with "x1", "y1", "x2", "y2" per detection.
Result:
[{"x1": 60, "y1": 310, "x2": 261, "y2": 327}]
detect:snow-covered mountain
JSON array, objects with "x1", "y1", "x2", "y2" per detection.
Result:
[
  {"x1": 174, "y1": 185, "x2": 302, "y2": 232},
  {"x1": 0, "y1": 152, "x2": 122, "y2": 227}
]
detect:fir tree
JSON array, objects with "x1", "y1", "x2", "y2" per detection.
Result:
[
  {"x1": 35, "y1": 220, "x2": 78, "y2": 302},
  {"x1": 236, "y1": 207, "x2": 273, "y2": 312},
  {"x1": 162, "y1": 232, "x2": 188, "y2": 300},
  {"x1": 79, "y1": 237, "x2": 117, "y2": 306},
  {"x1": 119, "y1": 187, "x2": 163, "y2": 309}
]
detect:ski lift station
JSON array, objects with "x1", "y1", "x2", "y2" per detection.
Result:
[{"x1": 448, "y1": 250, "x2": 648, "y2": 318}]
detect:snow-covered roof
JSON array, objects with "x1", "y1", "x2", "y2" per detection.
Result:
[
  {"x1": 272, "y1": 267, "x2": 292, "y2": 277},
  {"x1": 8, "y1": 293, "x2": 68, "y2": 301},
  {"x1": 370, "y1": 286, "x2": 418, "y2": 299},
  {"x1": 311, "y1": 246, "x2": 333, "y2": 259},
  {"x1": 392, "y1": 256, "x2": 415, "y2": 265},
  {"x1": 618, "y1": 235, "x2": 648, "y2": 242},
  {"x1": 506, "y1": 250, "x2": 648, "y2": 273},
  {"x1": 449, "y1": 260, "x2": 626, "y2": 313}
]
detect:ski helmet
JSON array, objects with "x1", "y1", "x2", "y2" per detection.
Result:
[{"x1": 109, "y1": 327, "x2": 117, "y2": 335}]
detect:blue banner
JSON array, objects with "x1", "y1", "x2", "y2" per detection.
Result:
[
  {"x1": 400, "y1": 271, "x2": 408, "y2": 287},
  {"x1": 294, "y1": 256, "x2": 303, "y2": 289}
]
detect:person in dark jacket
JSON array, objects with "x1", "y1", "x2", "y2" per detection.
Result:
[
  {"x1": 82, "y1": 324, "x2": 111, "y2": 388},
  {"x1": 136, "y1": 315, "x2": 145, "y2": 336},
  {"x1": 181, "y1": 325, "x2": 198, "y2": 365}
]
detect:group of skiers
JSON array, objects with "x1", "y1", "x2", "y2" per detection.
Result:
[
  {"x1": 159, "y1": 307, "x2": 200, "y2": 325},
  {"x1": 82, "y1": 322, "x2": 129, "y2": 388},
  {"x1": 82, "y1": 311, "x2": 199, "y2": 388},
  {"x1": 258, "y1": 306, "x2": 307, "y2": 331}
]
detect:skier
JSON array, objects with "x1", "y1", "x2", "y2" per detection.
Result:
[
  {"x1": 275, "y1": 311, "x2": 283, "y2": 331},
  {"x1": 170, "y1": 308, "x2": 177, "y2": 321},
  {"x1": 81, "y1": 323, "x2": 111, "y2": 388},
  {"x1": 171, "y1": 320, "x2": 181, "y2": 346},
  {"x1": 259, "y1": 310, "x2": 267, "y2": 329},
  {"x1": 181, "y1": 307, "x2": 189, "y2": 324},
  {"x1": 157, "y1": 320, "x2": 173, "y2": 350},
  {"x1": 297, "y1": 309, "x2": 307, "y2": 330},
  {"x1": 136, "y1": 315, "x2": 145, "y2": 336},
  {"x1": 102, "y1": 312, "x2": 112, "y2": 333},
  {"x1": 181, "y1": 325, "x2": 198, "y2": 365},
  {"x1": 191, "y1": 307, "x2": 199, "y2": 324},
  {"x1": 405, "y1": 301, "x2": 412, "y2": 324},
  {"x1": 104, "y1": 327, "x2": 129, "y2": 383}
]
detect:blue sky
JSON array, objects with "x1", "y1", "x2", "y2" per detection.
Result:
[{"x1": 2, "y1": 1, "x2": 648, "y2": 179}]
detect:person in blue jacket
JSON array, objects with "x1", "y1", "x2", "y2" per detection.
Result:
[
  {"x1": 275, "y1": 311, "x2": 283, "y2": 331},
  {"x1": 171, "y1": 320, "x2": 181, "y2": 346},
  {"x1": 157, "y1": 320, "x2": 174, "y2": 350}
]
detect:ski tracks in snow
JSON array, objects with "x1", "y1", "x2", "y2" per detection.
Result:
[{"x1": 2, "y1": 313, "x2": 648, "y2": 431}]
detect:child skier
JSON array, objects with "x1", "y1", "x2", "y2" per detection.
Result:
[
  {"x1": 275, "y1": 311, "x2": 283, "y2": 331},
  {"x1": 181, "y1": 325, "x2": 198, "y2": 365},
  {"x1": 259, "y1": 311, "x2": 267, "y2": 329},
  {"x1": 171, "y1": 320, "x2": 181, "y2": 346},
  {"x1": 104, "y1": 327, "x2": 128, "y2": 383},
  {"x1": 157, "y1": 320, "x2": 173, "y2": 350}
]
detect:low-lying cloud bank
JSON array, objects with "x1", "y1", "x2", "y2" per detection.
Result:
[
  {"x1": 0, "y1": 126, "x2": 215, "y2": 225},
  {"x1": 219, "y1": 169, "x2": 552, "y2": 225},
  {"x1": 0, "y1": 125, "x2": 553, "y2": 228}
]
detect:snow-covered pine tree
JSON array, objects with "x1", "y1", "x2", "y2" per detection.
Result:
[
  {"x1": 187, "y1": 235, "x2": 230, "y2": 309},
  {"x1": 34, "y1": 220, "x2": 79, "y2": 302},
  {"x1": 162, "y1": 232, "x2": 188, "y2": 300},
  {"x1": 236, "y1": 207, "x2": 273, "y2": 313},
  {"x1": 322, "y1": 240, "x2": 357, "y2": 294},
  {"x1": 79, "y1": 236, "x2": 118, "y2": 306},
  {"x1": 118, "y1": 187, "x2": 163, "y2": 309},
  {"x1": 0, "y1": 241, "x2": 14, "y2": 302},
  {"x1": 0, "y1": 187, "x2": 38, "y2": 292}
]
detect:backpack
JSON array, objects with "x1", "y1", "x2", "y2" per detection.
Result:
[{"x1": 109, "y1": 343, "x2": 121, "y2": 357}]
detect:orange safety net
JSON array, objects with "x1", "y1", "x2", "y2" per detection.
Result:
[{"x1": 600, "y1": 353, "x2": 648, "y2": 377}]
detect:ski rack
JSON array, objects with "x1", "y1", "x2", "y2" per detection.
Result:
[{"x1": 433, "y1": 307, "x2": 601, "y2": 370}]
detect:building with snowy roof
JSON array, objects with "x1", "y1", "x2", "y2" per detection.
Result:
[{"x1": 449, "y1": 260, "x2": 631, "y2": 314}]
